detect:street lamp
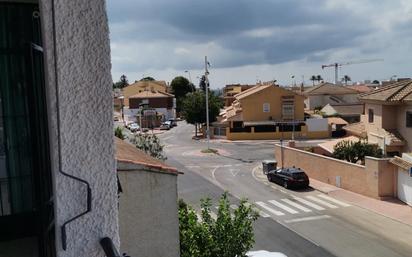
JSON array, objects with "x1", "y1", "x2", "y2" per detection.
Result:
[
  {"x1": 119, "y1": 96, "x2": 125, "y2": 125},
  {"x1": 204, "y1": 56, "x2": 210, "y2": 150}
]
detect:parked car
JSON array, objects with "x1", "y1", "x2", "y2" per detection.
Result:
[
  {"x1": 128, "y1": 123, "x2": 140, "y2": 132},
  {"x1": 159, "y1": 122, "x2": 170, "y2": 130},
  {"x1": 168, "y1": 118, "x2": 177, "y2": 127},
  {"x1": 267, "y1": 167, "x2": 309, "y2": 189}
]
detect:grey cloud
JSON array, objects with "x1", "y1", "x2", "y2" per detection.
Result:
[{"x1": 106, "y1": 0, "x2": 404, "y2": 71}]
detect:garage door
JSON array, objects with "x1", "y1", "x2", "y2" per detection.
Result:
[{"x1": 398, "y1": 170, "x2": 412, "y2": 206}]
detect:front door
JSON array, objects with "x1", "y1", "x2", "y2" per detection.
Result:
[{"x1": 0, "y1": 3, "x2": 55, "y2": 257}]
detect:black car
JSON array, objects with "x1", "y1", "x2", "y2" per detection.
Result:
[{"x1": 267, "y1": 167, "x2": 309, "y2": 189}]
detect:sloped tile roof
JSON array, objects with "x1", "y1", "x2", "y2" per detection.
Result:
[
  {"x1": 235, "y1": 84, "x2": 272, "y2": 100},
  {"x1": 329, "y1": 103, "x2": 364, "y2": 115},
  {"x1": 129, "y1": 90, "x2": 174, "y2": 98},
  {"x1": 347, "y1": 85, "x2": 373, "y2": 93},
  {"x1": 343, "y1": 122, "x2": 367, "y2": 138},
  {"x1": 390, "y1": 156, "x2": 412, "y2": 170},
  {"x1": 115, "y1": 137, "x2": 180, "y2": 175},
  {"x1": 327, "y1": 117, "x2": 348, "y2": 125},
  {"x1": 359, "y1": 79, "x2": 412, "y2": 102},
  {"x1": 303, "y1": 82, "x2": 358, "y2": 95}
]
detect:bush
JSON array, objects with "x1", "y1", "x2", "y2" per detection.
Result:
[
  {"x1": 130, "y1": 133, "x2": 166, "y2": 160},
  {"x1": 179, "y1": 192, "x2": 258, "y2": 257},
  {"x1": 333, "y1": 139, "x2": 382, "y2": 164},
  {"x1": 114, "y1": 126, "x2": 125, "y2": 140}
]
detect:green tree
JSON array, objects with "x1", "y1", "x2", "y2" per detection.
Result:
[
  {"x1": 179, "y1": 192, "x2": 258, "y2": 257},
  {"x1": 181, "y1": 90, "x2": 222, "y2": 137},
  {"x1": 316, "y1": 75, "x2": 323, "y2": 84},
  {"x1": 171, "y1": 76, "x2": 196, "y2": 113},
  {"x1": 113, "y1": 74, "x2": 129, "y2": 89},
  {"x1": 310, "y1": 75, "x2": 317, "y2": 86},
  {"x1": 114, "y1": 126, "x2": 125, "y2": 140},
  {"x1": 130, "y1": 133, "x2": 166, "y2": 160},
  {"x1": 140, "y1": 76, "x2": 155, "y2": 81},
  {"x1": 333, "y1": 139, "x2": 382, "y2": 164},
  {"x1": 342, "y1": 75, "x2": 351, "y2": 85}
]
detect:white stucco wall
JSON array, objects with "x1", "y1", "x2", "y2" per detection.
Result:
[
  {"x1": 118, "y1": 166, "x2": 180, "y2": 257},
  {"x1": 39, "y1": 0, "x2": 119, "y2": 256}
]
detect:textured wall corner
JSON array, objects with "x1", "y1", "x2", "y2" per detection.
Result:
[{"x1": 39, "y1": 0, "x2": 119, "y2": 256}]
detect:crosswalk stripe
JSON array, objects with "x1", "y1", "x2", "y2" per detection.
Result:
[
  {"x1": 230, "y1": 204, "x2": 238, "y2": 210},
  {"x1": 317, "y1": 194, "x2": 351, "y2": 207},
  {"x1": 245, "y1": 203, "x2": 271, "y2": 218},
  {"x1": 255, "y1": 201, "x2": 285, "y2": 216},
  {"x1": 306, "y1": 196, "x2": 338, "y2": 208},
  {"x1": 292, "y1": 197, "x2": 325, "y2": 210},
  {"x1": 268, "y1": 200, "x2": 299, "y2": 214},
  {"x1": 284, "y1": 215, "x2": 331, "y2": 224},
  {"x1": 281, "y1": 199, "x2": 312, "y2": 213}
]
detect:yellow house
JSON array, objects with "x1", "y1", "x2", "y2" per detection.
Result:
[
  {"x1": 122, "y1": 80, "x2": 168, "y2": 106},
  {"x1": 217, "y1": 82, "x2": 329, "y2": 140},
  {"x1": 223, "y1": 84, "x2": 254, "y2": 107}
]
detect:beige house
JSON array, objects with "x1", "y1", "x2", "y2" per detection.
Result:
[
  {"x1": 303, "y1": 82, "x2": 359, "y2": 110},
  {"x1": 345, "y1": 80, "x2": 412, "y2": 155},
  {"x1": 122, "y1": 80, "x2": 168, "y2": 106},
  {"x1": 218, "y1": 82, "x2": 330, "y2": 140},
  {"x1": 115, "y1": 138, "x2": 181, "y2": 257}
]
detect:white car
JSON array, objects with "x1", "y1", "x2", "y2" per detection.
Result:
[
  {"x1": 128, "y1": 123, "x2": 140, "y2": 132},
  {"x1": 247, "y1": 250, "x2": 287, "y2": 257}
]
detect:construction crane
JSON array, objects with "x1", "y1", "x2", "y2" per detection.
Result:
[{"x1": 321, "y1": 59, "x2": 384, "y2": 84}]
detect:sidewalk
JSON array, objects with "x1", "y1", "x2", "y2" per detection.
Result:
[{"x1": 310, "y1": 178, "x2": 412, "y2": 226}]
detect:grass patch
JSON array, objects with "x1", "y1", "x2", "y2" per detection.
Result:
[{"x1": 201, "y1": 148, "x2": 218, "y2": 154}]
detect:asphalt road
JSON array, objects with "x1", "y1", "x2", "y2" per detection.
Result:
[{"x1": 159, "y1": 122, "x2": 412, "y2": 257}]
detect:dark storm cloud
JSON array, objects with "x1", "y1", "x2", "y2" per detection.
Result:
[{"x1": 107, "y1": 0, "x2": 377, "y2": 69}]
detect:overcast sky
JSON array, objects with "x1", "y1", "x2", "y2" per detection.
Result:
[{"x1": 106, "y1": 0, "x2": 412, "y2": 88}]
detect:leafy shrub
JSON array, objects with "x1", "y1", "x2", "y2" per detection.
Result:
[
  {"x1": 114, "y1": 126, "x2": 125, "y2": 140},
  {"x1": 130, "y1": 133, "x2": 166, "y2": 160},
  {"x1": 179, "y1": 192, "x2": 258, "y2": 257},
  {"x1": 333, "y1": 139, "x2": 382, "y2": 164}
]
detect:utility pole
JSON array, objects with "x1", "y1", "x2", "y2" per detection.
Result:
[{"x1": 204, "y1": 56, "x2": 210, "y2": 150}]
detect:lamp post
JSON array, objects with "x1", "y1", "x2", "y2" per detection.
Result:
[
  {"x1": 119, "y1": 96, "x2": 125, "y2": 125},
  {"x1": 204, "y1": 56, "x2": 210, "y2": 150}
]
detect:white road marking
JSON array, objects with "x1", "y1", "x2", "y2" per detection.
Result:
[
  {"x1": 230, "y1": 204, "x2": 238, "y2": 210},
  {"x1": 292, "y1": 197, "x2": 325, "y2": 210},
  {"x1": 284, "y1": 215, "x2": 331, "y2": 224},
  {"x1": 281, "y1": 199, "x2": 312, "y2": 213},
  {"x1": 268, "y1": 200, "x2": 299, "y2": 214},
  {"x1": 317, "y1": 194, "x2": 351, "y2": 207},
  {"x1": 245, "y1": 203, "x2": 270, "y2": 218},
  {"x1": 255, "y1": 201, "x2": 285, "y2": 216},
  {"x1": 306, "y1": 196, "x2": 338, "y2": 209}
]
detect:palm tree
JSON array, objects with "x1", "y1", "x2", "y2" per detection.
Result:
[
  {"x1": 316, "y1": 75, "x2": 323, "y2": 84},
  {"x1": 310, "y1": 75, "x2": 317, "y2": 86},
  {"x1": 342, "y1": 75, "x2": 351, "y2": 85}
]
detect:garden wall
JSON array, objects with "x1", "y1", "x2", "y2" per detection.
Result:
[{"x1": 274, "y1": 144, "x2": 396, "y2": 199}]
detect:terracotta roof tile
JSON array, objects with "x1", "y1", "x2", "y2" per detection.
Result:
[
  {"x1": 359, "y1": 79, "x2": 412, "y2": 102},
  {"x1": 115, "y1": 137, "x2": 180, "y2": 175},
  {"x1": 329, "y1": 103, "x2": 364, "y2": 115},
  {"x1": 129, "y1": 90, "x2": 174, "y2": 98},
  {"x1": 343, "y1": 122, "x2": 367, "y2": 138},
  {"x1": 303, "y1": 82, "x2": 358, "y2": 95},
  {"x1": 390, "y1": 156, "x2": 412, "y2": 170}
]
